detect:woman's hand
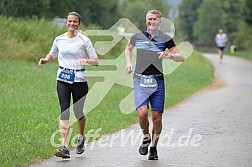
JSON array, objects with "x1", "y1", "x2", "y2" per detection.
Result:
[
  {"x1": 77, "y1": 58, "x2": 89, "y2": 66},
  {"x1": 38, "y1": 58, "x2": 48, "y2": 66},
  {"x1": 38, "y1": 55, "x2": 53, "y2": 66}
]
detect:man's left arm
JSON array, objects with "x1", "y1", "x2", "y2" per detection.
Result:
[
  {"x1": 158, "y1": 46, "x2": 185, "y2": 62},
  {"x1": 168, "y1": 46, "x2": 185, "y2": 62}
]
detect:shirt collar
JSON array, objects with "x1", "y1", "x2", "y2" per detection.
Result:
[{"x1": 144, "y1": 29, "x2": 160, "y2": 40}]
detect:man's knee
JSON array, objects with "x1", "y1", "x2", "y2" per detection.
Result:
[
  {"x1": 137, "y1": 106, "x2": 148, "y2": 119},
  {"x1": 153, "y1": 118, "x2": 162, "y2": 128},
  {"x1": 152, "y1": 112, "x2": 162, "y2": 127}
]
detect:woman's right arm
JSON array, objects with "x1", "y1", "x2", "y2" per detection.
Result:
[{"x1": 38, "y1": 54, "x2": 53, "y2": 66}]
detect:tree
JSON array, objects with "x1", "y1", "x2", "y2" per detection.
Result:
[
  {"x1": 244, "y1": 0, "x2": 252, "y2": 25},
  {"x1": 47, "y1": 0, "x2": 78, "y2": 18},
  {"x1": 235, "y1": 0, "x2": 252, "y2": 50},
  {"x1": 177, "y1": 0, "x2": 203, "y2": 42},
  {"x1": 193, "y1": 0, "x2": 225, "y2": 47},
  {"x1": 80, "y1": 0, "x2": 120, "y2": 29},
  {"x1": 118, "y1": 0, "x2": 169, "y2": 30},
  {"x1": 220, "y1": 0, "x2": 244, "y2": 42},
  {"x1": 0, "y1": 0, "x2": 50, "y2": 18},
  {"x1": 0, "y1": 0, "x2": 120, "y2": 28}
]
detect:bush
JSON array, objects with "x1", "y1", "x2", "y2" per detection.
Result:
[
  {"x1": 0, "y1": 15, "x2": 102, "y2": 61},
  {"x1": 235, "y1": 21, "x2": 252, "y2": 51}
]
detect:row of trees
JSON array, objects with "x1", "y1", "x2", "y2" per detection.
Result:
[
  {"x1": 177, "y1": 0, "x2": 252, "y2": 49},
  {"x1": 0, "y1": 0, "x2": 169, "y2": 29},
  {"x1": 0, "y1": 0, "x2": 120, "y2": 28},
  {"x1": 0, "y1": 0, "x2": 251, "y2": 50}
]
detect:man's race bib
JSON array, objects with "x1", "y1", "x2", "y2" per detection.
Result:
[
  {"x1": 58, "y1": 70, "x2": 75, "y2": 84},
  {"x1": 140, "y1": 75, "x2": 157, "y2": 87}
]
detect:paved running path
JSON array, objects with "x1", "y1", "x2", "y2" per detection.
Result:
[{"x1": 31, "y1": 54, "x2": 252, "y2": 167}]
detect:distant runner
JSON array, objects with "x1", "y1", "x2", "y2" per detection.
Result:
[{"x1": 215, "y1": 28, "x2": 228, "y2": 64}]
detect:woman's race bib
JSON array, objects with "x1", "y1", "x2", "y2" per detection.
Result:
[{"x1": 58, "y1": 70, "x2": 75, "y2": 84}]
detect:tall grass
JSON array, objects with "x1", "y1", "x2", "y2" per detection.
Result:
[
  {"x1": 0, "y1": 16, "x2": 101, "y2": 61},
  {"x1": 0, "y1": 16, "x2": 61, "y2": 61}
]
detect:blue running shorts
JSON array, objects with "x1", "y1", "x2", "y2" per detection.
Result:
[{"x1": 134, "y1": 78, "x2": 165, "y2": 113}]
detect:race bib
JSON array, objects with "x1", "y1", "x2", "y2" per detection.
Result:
[
  {"x1": 140, "y1": 75, "x2": 157, "y2": 87},
  {"x1": 58, "y1": 70, "x2": 75, "y2": 84}
]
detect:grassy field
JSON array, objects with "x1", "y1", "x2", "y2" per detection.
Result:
[{"x1": 0, "y1": 51, "x2": 213, "y2": 166}]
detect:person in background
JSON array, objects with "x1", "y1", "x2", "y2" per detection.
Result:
[
  {"x1": 230, "y1": 41, "x2": 237, "y2": 54},
  {"x1": 38, "y1": 11, "x2": 99, "y2": 158},
  {"x1": 215, "y1": 28, "x2": 228, "y2": 64},
  {"x1": 117, "y1": 23, "x2": 126, "y2": 33},
  {"x1": 125, "y1": 10, "x2": 184, "y2": 160}
]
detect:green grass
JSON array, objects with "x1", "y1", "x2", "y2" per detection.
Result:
[
  {"x1": 165, "y1": 51, "x2": 214, "y2": 106},
  {"x1": 197, "y1": 46, "x2": 252, "y2": 60},
  {"x1": 0, "y1": 51, "x2": 213, "y2": 167},
  {"x1": 229, "y1": 50, "x2": 252, "y2": 60}
]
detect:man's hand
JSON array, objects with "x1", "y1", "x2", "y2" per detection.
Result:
[
  {"x1": 157, "y1": 51, "x2": 172, "y2": 59},
  {"x1": 125, "y1": 64, "x2": 133, "y2": 74}
]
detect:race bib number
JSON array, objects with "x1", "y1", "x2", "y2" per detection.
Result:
[
  {"x1": 58, "y1": 70, "x2": 75, "y2": 84},
  {"x1": 140, "y1": 75, "x2": 157, "y2": 87}
]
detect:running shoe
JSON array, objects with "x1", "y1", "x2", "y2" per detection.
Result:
[
  {"x1": 139, "y1": 135, "x2": 151, "y2": 155},
  {"x1": 55, "y1": 146, "x2": 70, "y2": 158},
  {"x1": 148, "y1": 147, "x2": 158, "y2": 160},
  {"x1": 76, "y1": 136, "x2": 86, "y2": 154}
]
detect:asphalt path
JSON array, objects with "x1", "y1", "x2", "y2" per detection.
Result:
[{"x1": 31, "y1": 53, "x2": 252, "y2": 167}]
